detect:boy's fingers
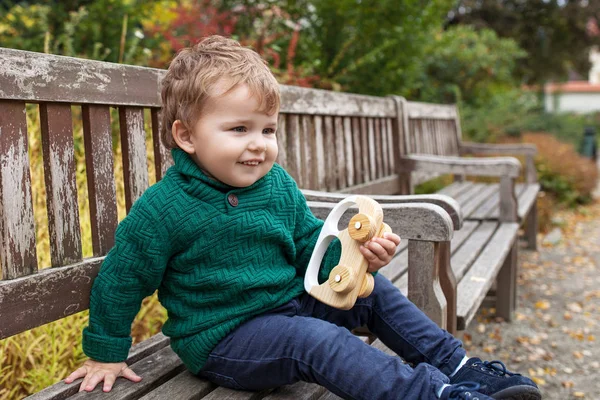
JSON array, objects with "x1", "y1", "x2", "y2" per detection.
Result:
[
  {"x1": 373, "y1": 237, "x2": 397, "y2": 255},
  {"x1": 121, "y1": 366, "x2": 142, "y2": 382},
  {"x1": 84, "y1": 372, "x2": 104, "y2": 392},
  {"x1": 365, "y1": 241, "x2": 387, "y2": 258},
  {"x1": 103, "y1": 374, "x2": 116, "y2": 392},
  {"x1": 383, "y1": 232, "x2": 401, "y2": 245},
  {"x1": 65, "y1": 367, "x2": 86, "y2": 383}
]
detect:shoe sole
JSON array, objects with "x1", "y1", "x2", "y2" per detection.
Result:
[{"x1": 491, "y1": 385, "x2": 542, "y2": 400}]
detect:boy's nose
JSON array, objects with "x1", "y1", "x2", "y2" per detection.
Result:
[{"x1": 248, "y1": 133, "x2": 267, "y2": 152}]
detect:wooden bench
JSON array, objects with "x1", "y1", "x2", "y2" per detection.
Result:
[
  {"x1": 394, "y1": 98, "x2": 540, "y2": 251},
  {"x1": 1, "y1": 48, "x2": 457, "y2": 399}
]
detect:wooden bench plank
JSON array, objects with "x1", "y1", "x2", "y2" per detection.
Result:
[
  {"x1": 0, "y1": 100, "x2": 38, "y2": 279},
  {"x1": 451, "y1": 222, "x2": 498, "y2": 281},
  {"x1": 459, "y1": 184, "x2": 498, "y2": 219},
  {"x1": 82, "y1": 105, "x2": 118, "y2": 256},
  {"x1": 456, "y1": 223, "x2": 519, "y2": 330},
  {"x1": 27, "y1": 334, "x2": 171, "y2": 400},
  {"x1": 0, "y1": 258, "x2": 102, "y2": 340},
  {"x1": 437, "y1": 181, "x2": 474, "y2": 198},
  {"x1": 263, "y1": 382, "x2": 327, "y2": 400},
  {"x1": 516, "y1": 183, "x2": 540, "y2": 220},
  {"x1": 40, "y1": 103, "x2": 83, "y2": 267},
  {"x1": 119, "y1": 106, "x2": 150, "y2": 212},
  {"x1": 68, "y1": 347, "x2": 186, "y2": 400},
  {"x1": 138, "y1": 371, "x2": 216, "y2": 400},
  {"x1": 150, "y1": 108, "x2": 173, "y2": 182}
]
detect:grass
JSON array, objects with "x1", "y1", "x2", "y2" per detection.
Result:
[{"x1": 0, "y1": 105, "x2": 167, "y2": 399}]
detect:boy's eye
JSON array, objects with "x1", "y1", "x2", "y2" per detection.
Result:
[
  {"x1": 232, "y1": 126, "x2": 247, "y2": 132},
  {"x1": 263, "y1": 128, "x2": 276, "y2": 135}
]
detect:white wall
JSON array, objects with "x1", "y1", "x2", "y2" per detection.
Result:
[{"x1": 545, "y1": 92, "x2": 600, "y2": 113}]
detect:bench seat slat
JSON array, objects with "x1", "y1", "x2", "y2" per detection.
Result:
[
  {"x1": 484, "y1": 183, "x2": 527, "y2": 219},
  {"x1": 0, "y1": 100, "x2": 38, "y2": 279},
  {"x1": 40, "y1": 103, "x2": 83, "y2": 266},
  {"x1": 456, "y1": 222, "x2": 519, "y2": 330},
  {"x1": 69, "y1": 346, "x2": 186, "y2": 400},
  {"x1": 138, "y1": 371, "x2": 216, "y2": 400},
  {"x1": 451, "y1": 222, "x2": 498, "y2": 282},
  {"x1": 516, "y1": 183, "x2": 540, "y2": 220},
  {"x1": 26, "y1": 333, "x2": 171, "y2": 400},
  {"x1": 459, "y1": 184, "x2": 498, "y2": 218},
  {"x1": 437, "y1": 181, "x2": 474, "y2": 198},
  {"x1": 263, "y1": 382, "x2": 327, "y2": 400}
]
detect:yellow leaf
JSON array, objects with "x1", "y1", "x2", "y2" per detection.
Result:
[
  {"x1": 574, "y1": 392, "x2": 585, "y2": 398},
  {"x1": 531, "y1": 377, "x2": 546, "y2": 386},
  {"x1": 535, "y1": 300, "x2": 550, "y2": 310}
]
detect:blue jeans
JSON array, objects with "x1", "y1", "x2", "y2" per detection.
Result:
[{"x1": 197, "y1": 274, "x2": 466, "y2": 399}]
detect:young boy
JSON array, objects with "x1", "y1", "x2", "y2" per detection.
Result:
[{"x1": 65, "y1": 36, "x2": 541, "y2": 400}]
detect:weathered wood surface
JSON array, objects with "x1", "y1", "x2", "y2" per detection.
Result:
[
  {"x1": 405, "y1": 101, "x2": 459, "y2": 120},
  {"x1": 0, "y1": 48, "x2": 395, "y2": 117},
  {"x1": 40, "y1": 103, "x2": 83, "y2": 267},
  {"x1": 82, "y1": 105, "x2": 118, "y2": 256},
  {"x1": 301, "y1": 189, "x2": 463, "y2": 230},
  {"x1": 408, "y1": 241, "x2": 447, "y2": 328},
  {"x1": 0, "y1": 258, "x2": 103, "y2": 340},
  {"x1": 438, "y1": 182, "x2": 539, "y2": 222},
  {"x1": 401, "y1": 154, "x2": 521, "y2": 177},
  {"x1": 456, "y1": 222, "x2": 519, "y2": 330},
  {"x1": 0, "y1": 100, "x2": 38, "y2": 279},
  {"x1": 119, "y1": 107, "x2": 150, "y2": 212},
  {"x1": 459, "y1": 142, "x2": 537, "y2": 156},
  {"x1": 307, "y1": 202, "x2": 454, "y2": 242},
  {"x1": 27, "y1": 333, "x2": 171, "y2": 400}
]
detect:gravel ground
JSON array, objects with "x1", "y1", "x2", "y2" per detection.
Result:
[{"x1": 461, "y1": 202, "x2": 600, "y2": 400}]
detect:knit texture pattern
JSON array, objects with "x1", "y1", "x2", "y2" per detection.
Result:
[{"x1": 82, "y1": 149, "x2": 341, "y2": 374}]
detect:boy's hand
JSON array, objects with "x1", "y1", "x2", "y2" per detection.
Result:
[
  {"x1": 359, "y1": 232, "x2": 401, "y2": 273},
  {"x1": 64, "y1": 359, "x2": 142, "y2": 393}
]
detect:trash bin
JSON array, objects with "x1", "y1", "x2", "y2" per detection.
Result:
[{"x1": 580, "y1": 126, "x2": 597, "y2": 161}]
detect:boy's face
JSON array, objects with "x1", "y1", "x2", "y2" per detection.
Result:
[{"x1": 184, "y1": 82, "x2": 279, "y2": 187}]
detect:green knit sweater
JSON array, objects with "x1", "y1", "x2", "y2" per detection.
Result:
[{"x1": 82, "y1": 149, "x2": 341, "y2": 374}]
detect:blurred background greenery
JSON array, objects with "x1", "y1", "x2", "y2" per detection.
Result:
[{"x1": 1, "y1": 0, "x2": 599, "y2": 398}]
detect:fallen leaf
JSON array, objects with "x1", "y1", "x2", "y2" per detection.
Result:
[
  {"x1": 562, "y1": 381, "x2": 574, "y2": 388},
  {"x1": 535, "y1": 300, "x2": 551, "y2": 310}
]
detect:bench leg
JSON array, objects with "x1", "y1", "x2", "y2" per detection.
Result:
[
  {"x1": 496, "y1": 242, "x2": 517, "y2": 322},
  {"x1": 438, "y1": 241, "x2": 457, "y2": 335},
  {"x1": 408, "y1": 241, "x2": 447, "y2": 330},
  {"x1": 525, "y1": 203, "x2": 538, "y2": 251}
]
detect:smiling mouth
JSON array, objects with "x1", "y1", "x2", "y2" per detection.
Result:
[{"x1": 239, "y1": 161, "x2": 262, "y2": 166}]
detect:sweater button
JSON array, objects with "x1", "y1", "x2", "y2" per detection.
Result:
[{"x1": 227, "y1": 193, "x2": 239, "y2": 207}]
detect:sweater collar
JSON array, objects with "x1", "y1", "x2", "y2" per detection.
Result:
[{"x1": 170, "y1": 149, "x2": 274, "y2": 210}]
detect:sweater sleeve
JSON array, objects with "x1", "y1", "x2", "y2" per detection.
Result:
[
  {"x1": 292, "y1": 187, "x2": 342, "y2": 283},
  {"x1": 82, "y1": 203, "x2": 170, "y2": 363}
]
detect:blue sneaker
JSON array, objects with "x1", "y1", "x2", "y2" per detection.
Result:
[
  {"x1": 449, "y1": 358, "x2": 541, "y2": 400},
  {"x1": 440, "y1": 382, "x2": 493, "y2": 399}
]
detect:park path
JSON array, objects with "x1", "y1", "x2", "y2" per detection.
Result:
[{"x1": 462, "y1": 201, "x2": 600, "y2": 400}]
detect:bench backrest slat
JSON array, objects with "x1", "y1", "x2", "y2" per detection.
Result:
[
  {"x1": 0, "y1": 100, "x2": 38, "y2": 279},
  {"x1": 119, "y1": 106, "x2": 150, "y2": 212},
  {"x1": 151, "y1": 108, "x2": 174, "y2": 181},
  {"x1": 82, "y1": 105, "x2": 119, "y2": 256},
  {"x1": 401, "y1": 100, "x2": 462, "y2": 187},
  {"x1": 39, "y1": 103, "x2": 83, "y2": 266}
]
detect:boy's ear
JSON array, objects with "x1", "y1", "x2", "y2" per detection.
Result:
[{"x1": 171, "y1": 120, "x2": 196, "y2": 154}]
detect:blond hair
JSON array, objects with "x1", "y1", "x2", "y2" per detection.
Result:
[{"x1": 160, "y1": 35, "x2": 280, "y2": 149}]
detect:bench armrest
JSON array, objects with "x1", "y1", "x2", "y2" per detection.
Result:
[
  {"x1": 459, "y1": 142, "x2": 538, "y2": 184},
  {"x1": 302, "y1": 189, "x2": 463, "y2": 231},
  {"x1": 459, "y1": 142, "x2": 537, "y2": 156},
  {"x1": 401, "y1": 154, "x2": 521, "y2": 178},
  {"x1": 308, "y1": 201, "x2": 454, "y2": 242}
]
